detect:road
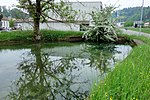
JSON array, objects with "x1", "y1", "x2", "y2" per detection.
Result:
[{"x1": 121, "y1": 29, "x2": 150, "y2": 38}]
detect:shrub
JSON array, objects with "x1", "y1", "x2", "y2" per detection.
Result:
[{"x1": 82, "y1": 6, "x2": 118, "y2": 42}]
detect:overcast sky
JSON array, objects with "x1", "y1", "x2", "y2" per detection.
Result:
[{"x1": 0, "y1": 0, "x2": 150, "y2": 9}]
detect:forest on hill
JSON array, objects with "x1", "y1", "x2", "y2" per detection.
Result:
[
  {"x1": 112, "y1": 6, "x2": 150, "y2": 22},
  {"x1": 0, "y1": 6, "x2": 29, "y2": 19}
]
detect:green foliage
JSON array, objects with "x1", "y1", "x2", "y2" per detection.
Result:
[
  {"x1": 112, "y1": 7, "x2": 150, "y2": 22},
  {"x1": 9, "y1": 19, "x2": 15, "y2": 28},
  {"x1": 10, "y1": 8, "x2": 29, "y2": 19},
  {"x1": 0, "y1": 6, "x2": 29, "y2": 19},
  {"x1": 124, "y1": 21, "x2": 133, "y2": 27},
  {"x1": 0, "y1": 6, "x2": 10, "y2": 17},
  {"x1": 83, "y1": 6, "x2": 118, "y2": 42},
  {"x1": 16, "y1": 0, "x2": 78, "y2": 41},
  {"x1": 90, "y1": 34, "x2": 150, "y2": 100}
]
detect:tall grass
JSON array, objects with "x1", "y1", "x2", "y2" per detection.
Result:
[
  {"x1": 90, "y1": 34, "x2": 150, "y2": 100},
  {"x1": 128, "y1": 27, "x2": 150, "y2": 34}
]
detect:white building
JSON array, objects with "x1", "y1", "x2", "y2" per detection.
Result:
[
  {"x1": 15, "y1": 20, "x2": 80, "y2": 31},
  {"x1": 70, "y1": 1, "x2": 102, "y2": 21},
  {"x1": 116, "y1": 22, "x2": 125, "y2": 27},
  {"x1": 1, "y1": 18, "x2": 9, "y2": 29},
  {"x1": 15, "y1": 1, "x2": 102, "y2": 31},
  {"x1": 144, "y1": 22, "x2": 150, "y2": 27}
]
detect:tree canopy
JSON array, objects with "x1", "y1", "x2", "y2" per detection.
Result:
[
  {"x1": 112, "y1": 7, "x2": 150, "y2": 22},
  {"x1": 0, "y1": 6, "x2": 29, "y2": 19},
  {"x1": 16, "y1": 0, "x2": 77, "y2": 41}
]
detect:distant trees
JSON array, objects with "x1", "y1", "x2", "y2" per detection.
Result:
[
  {"x1": 0, "y1": 6, "x2": 29, "y2": 19},
  {"x1": 112, "y1": 7, "x2": 150, "y2": 22},
  {"x1": 0, "y1": 6, "x2": 10, "y2": 18},
  {"x1": 10, "y1": 8, "x2": 29, "y2": 19}
]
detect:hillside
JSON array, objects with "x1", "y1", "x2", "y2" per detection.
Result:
[
  {"x1": 112, "y1": 6, "x2": 150, "y2": 22},
  {"x1": 0, "y1": 6, "x2": 29, "y2": 19}
]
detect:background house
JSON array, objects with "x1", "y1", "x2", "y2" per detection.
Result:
[
  {"x1": 15, "y1": 19, "x2": 80, "y2": 31},
  {"x1": 15, "y1": 1, "x2": 102, "y2": 31},
  {"x1": 144, "y1": 22, "x2": 150, "y2": 27},
  {"x1": 1, "y1": 18, "x2": 9, "y2": 29},
  {"x1": 133, "y1": 21, "x2": 143, "y2": 28}
]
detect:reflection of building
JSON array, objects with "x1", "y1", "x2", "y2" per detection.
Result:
[
  {"x1": 1, "y1": 18, "x2": 9, "y2": 29},
  {"x1": 15, "y1": 1, "x2": 102, "y2": 31}
]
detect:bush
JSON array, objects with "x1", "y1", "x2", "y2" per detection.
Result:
[
  {"x1": 82, "y1": 6, "x2": 118, "y2": 42},
  {"x1": 124, "y1": 21, "x2": 133, "y2": 27}
]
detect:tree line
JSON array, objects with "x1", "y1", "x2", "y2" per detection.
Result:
[
  {"x1": 0, "y1": 6, "x2": 29, "y2": 19},
  {"x1": 112, "y1": 6, "x2": 150, "y2": 22}
]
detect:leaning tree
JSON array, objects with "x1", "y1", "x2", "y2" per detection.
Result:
[{"x1": 17, "y1": 0, "x2": 77, "y2": 41}]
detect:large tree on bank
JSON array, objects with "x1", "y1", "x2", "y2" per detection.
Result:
[{"x1": 17, "y1": 0, "x2": 77, "y2": 41}]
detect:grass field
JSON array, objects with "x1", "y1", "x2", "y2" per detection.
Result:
[
  {"x1": 0, "y1": 30, "x2": 83, "y2": 42},
  {"x1": 90, "y1": 34, "x2": 150, "y2": 100},
  {"x1": 128, "y1": 27, "x2": 150, "y2": 34}
]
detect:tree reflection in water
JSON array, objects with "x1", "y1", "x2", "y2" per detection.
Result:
[{"x1": 6, "y1": 43, "x2": 117, "y2": 100}]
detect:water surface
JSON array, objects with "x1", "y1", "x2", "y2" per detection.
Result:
[{"x1": 0, "y1": 42, "x2": 132, "y2": 99}]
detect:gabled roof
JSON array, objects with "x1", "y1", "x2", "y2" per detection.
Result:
[{"x1": 1, "y1": 17, "x2": 9, "y2": 21}]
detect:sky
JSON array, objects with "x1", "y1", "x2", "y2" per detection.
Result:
[{"x1": 0, "y1": 0, "x2": 150, "y2": 9}]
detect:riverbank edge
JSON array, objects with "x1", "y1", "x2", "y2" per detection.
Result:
[
  {"x1": 89, "y1": 34, "x2": 150, "y2": 100},
  {"x1": 0, "y1": 30, "x2": 136, "y2": 46}
]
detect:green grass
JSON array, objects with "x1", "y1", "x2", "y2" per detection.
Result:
[
  {"x1": 128, "y1": 27, "x2": 150, "y2": 34},
  {"x1": 0, "y1": 30, "x2": 32, "y2": 41},
  {"x1": 0, "y1": 30, "x2": 83, "y2": 42},
  {"x1": 42, "y1": 30, "x2": 83, "y2": 41},
  {"x1": 90, "y1": 34, "x2": 150, "y2": 100}
]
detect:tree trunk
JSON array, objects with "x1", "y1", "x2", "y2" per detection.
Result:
[
  {"x1": 33, "y1": 0, "x2": 42, "y2": 41},
  {"x1": 33, "y1": 19, "x2": 42, "y2": 41}
]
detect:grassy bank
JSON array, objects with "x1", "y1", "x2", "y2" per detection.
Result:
[
  {"x1": 0, "y1": 30, "x2": 83, "y2": 42},
  {"x1": 127, "y1": 27, "x2": 150, "y2": 34},
  {"x1": 90, "y1": 34, "x2": 150, "y2": 100}
]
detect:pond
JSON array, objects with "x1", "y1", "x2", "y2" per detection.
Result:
[{"x1": 0, "y1": 42, "x2": 132, "y2": 100}]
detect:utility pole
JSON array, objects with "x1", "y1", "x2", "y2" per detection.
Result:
[{"x1": 140, "y1": 0, "x2": 144, "y2": 32}]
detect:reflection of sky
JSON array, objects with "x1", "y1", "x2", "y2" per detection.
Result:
[
  {"x1": 108, "y1": 45, "x2": 132, "y2": 69},
  {"x1": 0, "y1": 43, "x2": 132, "y2": 99},
  {"x1": 48, "y1": 56, "x2": 101, "y2": 90},
  {"x1": 0, "y1": 49, "x2": 30, "y2": 98},
  {"x1": 114, "y1": 45, "x2": 132, "y2": 61}
]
